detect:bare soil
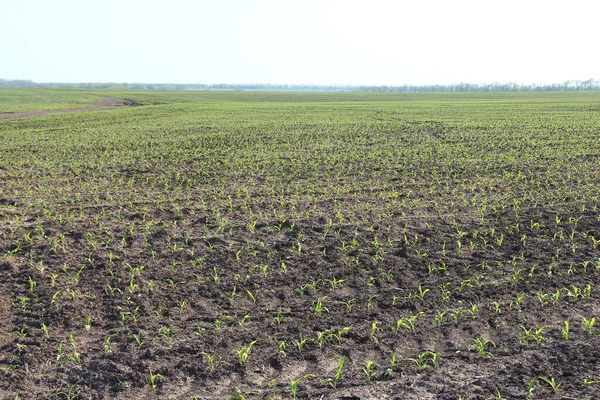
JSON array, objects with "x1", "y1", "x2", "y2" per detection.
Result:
[{"x1": 1, "y1": 200, "x2": 599, "y2": 399}]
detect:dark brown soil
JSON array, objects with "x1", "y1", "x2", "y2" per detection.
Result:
[{"x1": 1, "y1": 197, "x2": 599, "y2": 399}]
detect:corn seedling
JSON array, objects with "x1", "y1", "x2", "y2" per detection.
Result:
[
  {"x1": 293, "y1": 333, "x2": 311, "y2": 352},
  {"x1": 133, "y1": 331, "x2": 145, "y2": 348},
  {"x1": 316, "y1": 329, "x2": 330, "y2": 348},
  {"x1": 227, "y1": 389, "x2": 247, "y2": 400},
  {"x1": 581, "y1": 316, "x2": 596, "y2": 335},
  {"x1": 406, "y1": 351, "x2": 439, "y2": 372},
  {"x1": 237, "y1": 313, "x2": 251, "y2": 329},
  {"x1": 283, "y1": 374, "x2": 314, "y2": 400},
  {"x1": 103, "y1": 335, "x2": 113, "y2": 354},
  {"x1": 54, "y1": 381, "x2": 81, "y2": 400},
  {"x1": 56, "y1": 341, "x2": 65, "y2": 362},
  {"x1": 13, "y1": 328, "x2": 27, "y2": 340},
  {"x1": 278, "y1": 340, "x2": 287, "y2": 358},
  {"x1": 468, "y1": 337, "x2": 495, "y2": 357},
  {"x1": 414, "y1": 284, "x2": 430, "y2": 301},
  {"x1": 84, "y1": 315, "x2": 92, "y2": 332},
  {"x1": 370, "y1": 321, "x2": 379, "y2": 342},
  {"x1": 229, "y1": 286, "x2": 237, "y2": 305},
  {"x1": 313, "y1": 296, "x2": 328, "y2": 315},
  {"x1": 235, "y1": 340, "x2": 257, "y2": 366},
  {"x1": 201, "y1": 352, "x2": 228, "y2": 373},
  {"x1": 28, "y1": 276, "x2": 36, "y2": 292},
  {"x1": 560, "y1": 320, "x2": 569, "y2": 340},
  {"x1": 328, "y1": 326, "x2": 350, "y2": 344},
  {"x1": 149, "y1": 371, "x2": 164, "y2": 389},
  {"x1": 582, "y1": 378, "x2": 600, "y2": 387},
  {"x1": 246, "y1": 289, "x2": 257, "y2": 304},
  {"x1": 509, "y1": 294, "x2": 525, "y2": 312},
  {"x1": 158, "y1": 324, "x2": 175, "y2": 343},
  {"x1": 327, "y1": 277, "x2": 345, "y2": 290},
  {"x1": 339, "y1": 297, "x2": 356, "y2": 312},
  {"x1": 366, "y1": 296, "x2": 375, "y2": 311},
  {"x1": 68, "y1": 333, "x2": 80, "y2": 363},
  {"x1": 539, "y1": 376, "x2": 560, "y2": 393},
  {"x1": 392, "y1": 312, "x2": 424, "y2": 333},
  {"x1": 321, "y1": 356, "x2": 345, "y2": 388},
  {"x1": 273, "y1": 307, "x2": 288, "y2": 325},
  {"x1": 389, "y1": 350, "x2": 399, "y2": 370},
  {"x1": 41, "y1": 323, "x2": 49, "y2": 339},
  {"x1": 51, "y1": 290, "x2": 62, "y2": 307},
  {"x1": 361, "y1": 361, "x2": 379, "y2": 381},
  {"x1": 518, "y1": 325, "x2": 548, "y2": 345}
]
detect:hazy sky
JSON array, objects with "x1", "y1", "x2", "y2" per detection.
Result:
[{"x1": 1, "y1": 0, "x2": 598, "y2": 85}]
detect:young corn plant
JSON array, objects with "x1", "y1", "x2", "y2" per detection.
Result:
[
  {"x1": 84, "y1": 315, "x2": 92, "y2": 332},
  {"x1": 414, "y1": 284, "x2": 430, "y2": 301},
  {"x1": 41, "y1": 323, "x2": 49, "y2": 339},
  {"x1": 339, "y1": 297, "x2": 356, "y2": 313},
  {"x1": 293, "y1": 333, "x2": 312, "y2": 352},
  {"x1": 246, "y1": 289, "x2": 257, "y2": 304},
  {"x1": 391, "y1": 312, "x2": 424, "y2": 333},
  {"x1": 313, "y1": 296, "x2": 328, "y2": 315},
  {"x1": 366, "y1": 296, "x2": 376, "y2": 312},
  {"x1": 282, "y1": 374, "x2": 315, "y2": 400},
  {"x1": 278, "y1": 340, "x2": 287, "y2": 359},
  {"x1": 56, "y1": 341, "x2": 65, "y2": 363},
  {"x1": 518, "y1": 325, "x2": 549, "y2": 345},
  {"x1": 582, "y1": 316, "x2": 596, "y2": 335},
  {"x1": 133, "y1": 331, "x2": 145, "y2": 348},
  {"x1": 237, "y1": 313, "x2": 251, "y2": 329},
  {"x1": 361, "y1": 361, "x2": 379, "y2": 381},
  {"x1": 328, "y1": 327, "x2": 351, "y2": 344},
  {"x1": 527, "y1": 379, "x2": 538, "y2": 396},
  {"x1": 370, "y1": 321, "x2": 379, "y2": 343},
  {"x1": 272, "y1": 307, "x2": 288, "y2": 325},
  {"x1": 158, "y1": 324, "x2": 176, "y2": 344},
  {"x1": 315, "y1": 329, "x2": 330, "y2": 348},
  {"x1": 560, "y1": 320, "x2": 569, "y2": 340},
  {"x1": 235, "y1": 340, "x2": 257, "y2": 367},
  {"x1": 201, "y1": 352, "x2": 228, "y2": 373},
  {"x1": 227, "y1": 390, "x2": 248, "y2": 400},
  {"x1": 68, "y1": 333, "x2": 81, "y2": 363},
  {"x1": 509, "y1": 294, "x2": 525, "y2": 312},
  {"x1": 406, "y1": 351, "x2": 439, "y2": 372},
  {"x1": 321, "y1": 356, "x2": 345, "y2": 389},
  {"x1": 539, "y1": 376, "x2": 561, "y2": 394},
  {"x1": 468, "y1": 337, "x2": 495, "y2": 358},
  {"x1": 582, "y1": 378, "x2": 600, "y2": 387},
  {"x1": 149, "y1": 371, "x2": 164, "y2": 390},
  {"x1": 54, "y1": 381, "x2": 81, "y2": 400},
  {"x1": 103, "y1": 335, "x2": 113, "y2": 354}
]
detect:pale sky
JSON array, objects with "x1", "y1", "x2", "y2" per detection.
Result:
[{"x1": 1, "y1": 0, "x2": 598, "y2": 85}]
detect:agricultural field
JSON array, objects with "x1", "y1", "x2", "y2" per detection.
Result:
[
  {"x1": 0, "y1": 88, "x2": 599, "y2": 399},
  {"x1": 0, "y1": 89, "x2": 105, "y2": 113}
]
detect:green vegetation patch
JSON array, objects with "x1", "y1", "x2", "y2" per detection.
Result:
[{"x1": 0, "y1": 87, "x2": 103, "y2": 112}]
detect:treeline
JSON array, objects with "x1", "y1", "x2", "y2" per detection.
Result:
[
  {"x1": 0, "y1": 79, "x2": 192, "y2": 91},
  {"x1": 0, "y1": 80, "x2": 353, "y2": 91},
  {"x1": 2, "y1": 78, "x2": 600, "y2": 92},
  {"x1": 360, "y1": 80, "x2": 600, "y2": 92}
]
